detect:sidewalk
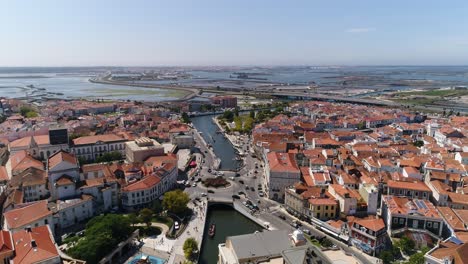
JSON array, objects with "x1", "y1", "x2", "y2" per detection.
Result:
[{"x1": 167, "y1": 199, "x2": 209, "y2": 264}]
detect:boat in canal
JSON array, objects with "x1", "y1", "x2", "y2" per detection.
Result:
[{"x1": 208, "y1": 223, "x2": 216, "y2": 238}]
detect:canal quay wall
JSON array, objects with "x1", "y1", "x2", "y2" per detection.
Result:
[{"x1": 192, "y1": 128, "x2": 221, "y2": 170}]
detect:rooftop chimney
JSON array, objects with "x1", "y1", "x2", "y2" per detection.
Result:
[{"x1": 31, "y1": 240, "x2": 37, "y2": 248}]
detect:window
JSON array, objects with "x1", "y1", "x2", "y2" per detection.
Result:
[
  {"x1": 434, "y1": 222, "x2": 438, "y2": 228},
  {"x1": 399, "y1": 218, "x2": 404, "y2": 224},
  {"x1": 423, "y1": 192, "x2": 427, "y2": 197},
  {"x1": 331, "y1": 206, "x2": 334, "y2": 210},
  {"x1": 316, "y1": 213, "x2": 320, "y2": 218},
  {"x1": 326, "y1": 206, "x2": 329, "y2": 210},
  {"x1": 317, "y1": 206, "x2": 321, "y2": 210},
  {"x1": 427, "y1": 222, "x2": 432, "y2": 228},
  {"x1": 325, "y1": 213, "x2": 328, "y2": 217},
  {"x1": 393, "y1": 218, "x2": 398, "y2": 223}
]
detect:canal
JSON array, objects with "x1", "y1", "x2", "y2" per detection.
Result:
[
  {"x1": 191, "y1": 115, "x2": 241, "y2": 171},
  {"x1": 199, "y1": 204, "x2": 263, "y2": 264}
]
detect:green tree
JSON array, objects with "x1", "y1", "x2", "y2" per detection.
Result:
[
  {"x1": 20, "y1": 106, "x2": 38, "y2": 118},
  {"x1": 95, "y1": 151, "x2": 122, "y2": 163},
  {"x1": 413, "y1": 140, "x2": 424, "y2": 147},
  {"x1": 222, "y1": 110, "x2": 234, "y2": 122},
  {"x1": 163, "y1": 189, "x2": 190, "y2": 214},
  {"x1": 139, "y1": 208, "x2": 153, "y2": 227},
  {"x1": 181, "y1": 112, "x2": 190, "y2": 123},
  {"x1": 128, "y1": 213, "x2": 139, "y2": 227},
  {"x1": 234, "y1": 107, "x2": 239, "y2": 117},
  {"x1": 183, "y1": 237, "x2": 198, "y2": 260},
  {"x1": 151, "y1": 199, "x2": 163, "y2": 215},
  {"x1": 249, "y1": 109, "x2": 255, "y2": 119},
  {"x1": 379, "y1": 251, "x2": 394, "y2": 264},
  {"x1": 395, "y1": 237, "x2": 415, "y2": 255},
  {"x1": 68, "y1": 214, "x2": 132, "y2": 264}
]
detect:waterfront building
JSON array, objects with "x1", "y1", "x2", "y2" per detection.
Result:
[
  {"x1": 121, "y1": 154, "x2": 177, "y2": 211},
  {"x1": 218, "y1": 230, "x2": 322, "y2": 264},
  {"x1": 264, "y1": 152, "x2": 300, "y2": 201},
  {"x1": 211, "y1": 95, "x2": 237, "y2": 108}
]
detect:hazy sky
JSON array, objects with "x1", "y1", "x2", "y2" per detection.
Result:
[{"x1": 1, "y1": 0, "x2": 468, "y2": 66}]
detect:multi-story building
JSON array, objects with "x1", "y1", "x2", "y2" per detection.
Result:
[
  {"x1": 10, "y1": 225, "x2": 61, "y2": 264},
  {"x1": 125, "y1": 137, "x2": 165, "y2": 163},
  {"x1": 211, "y1": 95, "x2": 237, "y2": 108},
  {"x1": 348, "y1": 217, "x2": 388, "y2": 256},
  {"x1": 328, "y1": 184, "x2": 360, "y2": 216},
  {"x1": 387, "y1": 180, "x2": 431, "y2": 200},
  {"x1": 264, "y1": 152, "x2": 300, "y2": 201},
  {"x1": 3, "y1": 200, "x2": 54, "y2": 234},
  {"x1": 71, "y1": 134, "x2": 127, "y2": 162},
  {"x1": 9, "y1": 167, "x2": 49, "y2": 202},
  {"x1": 358, "y1": 183, "x2": 379, "y2": 215},
  {"x1": 8, "y1": 133, "x2": 69, "y2": 161},
  {"x1": 121, "y1": 154, "x2": 177, "y2": 210},
  {"x1": 381, "y1": 196, "x2": 443, "y2": 238}
]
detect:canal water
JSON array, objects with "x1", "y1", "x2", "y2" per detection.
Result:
[
  {"x1": 199, "y1": 204, "x2": 262, "y2": 264},
  {"x1": 191, "y1": 115, "x2": 241, "y2": 171}
]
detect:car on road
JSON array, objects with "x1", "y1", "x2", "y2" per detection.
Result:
[
  {"x1": 235, "y1": 173, "x2": 240, "y2": 177},
  {"x1": 191, "y1": 177, "x2": 195, "y2": 181},
  {"x1": 174, "y1": 222, "x2": 180, "y2": 230},
  {"x1": 259, "y1": 191, "x2": 264, "y2": 197},
  {"x1": 232, "y1": 194, "x2": 240, "y2": 199},
  {"x1": 204, "y1": 150, "x2": 208, "y2": 153},
  {"x1": 278, "y1": 215, "x2": 286, "y2": 220},
  {"x1": 192, "y1": 183, "x2": 197, "y2": 187},
  {"x1": 254, "y1": 170, "x2": 258, "y2": 174},
  {"x1": 208, "y1": 168, "x2": 212, "y2": 173},
  {"x1": 185, "y1": 183, "x2": 191, "y2": 187},
  {"x1": 201, "y1": 193, "x2": 207, "y2": 197},
  {"x1": 229, "y1": 176, "x2": 235, "y2": 180},
  {"x1": 301, "y1": 228, "x2": 311, "y2": 235},
  {"x1": 196, "y1": 178, "x2": 202, "y2": 182},
  {"x1": 239, "y1": 180, "x2": 244, "y2": 184},
  {"x1": 238, "y1": 191, "x2": 245, "y2": 195},
  {"x1": 208, "y1": 190, "x2": 215, "y2": 194},
  {"x1": 250, "y1": 187, "x2": 255, "y2": 192}
]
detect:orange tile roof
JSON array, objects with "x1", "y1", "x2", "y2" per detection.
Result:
[
  {"x1": 354, "y1": 217, "x2": 386, "y2": 232},
  {"x1": 3, "y1": 200, "x2": 52, "y2": 229},
  {"x1": 48, "y1": 151, "x2": 77, "y2": 169},
  {"x1": 122, "y1": 174, "x2": 161, "y2": 192},
  {"x1": 0, "y1": 166, "x2": 9, "y2": 181},
  {"x1": 267, "y1": 152, "x2": 299, "y2": 173},
  {"x1": 10, "y1": 151, "x2": 43, "y2": 173},
  {"x1": 0, "y1": 230, "x2": 14, "y2": 255},
  {"x1": 308, "y1": 197, "x2": 337, "y2": 206},
  {"x1": 72, "y1": 134, "x2": 125, "y2": 145},
  {"x1": 429, "y1": 242, "x2": 468, "y2": 264},
  {"x1": 382, "y1": 196, "x2": 441, "y2": 218},
  {"x1": 448, "y1": 192, "x2": 468, "y2": 206},
  {"x1": 437, "y1": 207, "x2": 465, "y2": 231},
  {"x1": 12, "y1": 226, "x2": 59, "y2": 264},
  {"x1": 387, "y1": 180, "x2": 430, "y2": 192}
]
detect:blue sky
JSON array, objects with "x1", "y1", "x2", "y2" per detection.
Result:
[{"x1": 1, "y1": 0, "x2": 468, "y2": 66}]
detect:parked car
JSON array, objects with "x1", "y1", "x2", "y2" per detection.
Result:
[
  {"x1": 196, "y1": 178, "x2": 202, "y2": 182},
  {"x1": 174, "y1": 222, "x2": 180, "y2": 230},
  {"x1": 239, "y1": 180, "x2": 244, "y2": 184},
  {"x1": 232, "y1": 194, "x2": 240, "y2": 199},
  {"x1": 302, "y1": 228, "x2": 311, "y2": 235},
  {"x1": 250, "y1": 187, "x2": 255, "y2": 191},
  {"x1": 278, "y1": 215, "x2": 286, "y2": 220},
  {"x1": 201, "y1": 193, "x2": 207, "y2": 197},
  {"x1": 208, "y1": 190, "x2": 215, "y2": 194},
  {"x1": 238, "y1": 191, "x2": 245, "y2": 195},
  {"x1": 259, "y1": 191, "x2": 264, "y2": 197},
  {"x1": 192, "y1": 183, "x2": 197, "y2": 187}
]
